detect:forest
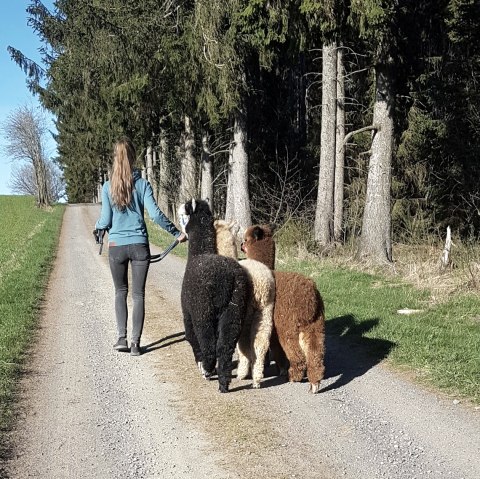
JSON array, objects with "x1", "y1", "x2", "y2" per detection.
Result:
[{"x1": 8, "y1": 0, "x2": 480, "y2": 264}]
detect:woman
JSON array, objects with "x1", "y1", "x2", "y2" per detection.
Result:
[{"x1": 95, "y1": 137, "x2": 186, "y2": 356}]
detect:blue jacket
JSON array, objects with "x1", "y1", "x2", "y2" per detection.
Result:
[{"x1": 95, "y1": 170, "x2": 180, "y2": 246}]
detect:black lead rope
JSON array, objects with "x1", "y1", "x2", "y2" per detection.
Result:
[
  {"x1": 94, "y1": 230, "x2": 178, "y2": 262},
  {"x1": 149, "y1": 239, "x2": 179, "y2": 263},
  {"x1": 94, "y1": 229, "x2": 106, "y2": 255}
]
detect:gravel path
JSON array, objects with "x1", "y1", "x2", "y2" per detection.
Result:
[{"x1": 5, "y1": 204, "x2": 480, "y2": 479}]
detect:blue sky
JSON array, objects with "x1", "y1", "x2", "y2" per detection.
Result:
[{"x1": 0, "y1": 0, "x2": 55, "y2": 195}]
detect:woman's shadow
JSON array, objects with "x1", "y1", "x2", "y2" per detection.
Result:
[
  {"x1": 143, "y1": 332, "x2": 185, "y2": 353},
  {"x1": 320, "y1": 314, "x2": 396, "y2": 393}
]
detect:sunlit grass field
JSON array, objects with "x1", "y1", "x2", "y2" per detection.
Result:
[{"x1": 0, "y1": 196, "x2": 65, "y2": 431}]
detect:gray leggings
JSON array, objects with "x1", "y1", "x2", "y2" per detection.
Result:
[{"x1": 108, "y1": 243, "x2": 150, "y2": 343}]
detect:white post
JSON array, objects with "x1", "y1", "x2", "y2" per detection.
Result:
[{"x1": 440, "y1": 226, "x2": 452, "y2": 269}]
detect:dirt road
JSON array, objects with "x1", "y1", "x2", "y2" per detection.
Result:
[{"x1": 5, "y1": 204, "x2": 480, "y2": 478}]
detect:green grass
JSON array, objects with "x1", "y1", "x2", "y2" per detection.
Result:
[
  {"x1": 283, "y1": 259, "x2": 480, "y2": 404},
  {"x1": 0, "y1": 196, "x2": 65, "y2": 433},
  {"x1": 146, "y1": 219, "x2": 188, "y2": 259}
]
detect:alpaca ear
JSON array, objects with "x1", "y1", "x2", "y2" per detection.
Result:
[
  {"x1": 214, "y1": 219, "x2": 227, "y2": 228},
  {"x1": 191, "y1": 198, "x2": 196, "y2": 212},
  {"x1": 253, "y1": 226, "x2": 265, "y2": 241}
]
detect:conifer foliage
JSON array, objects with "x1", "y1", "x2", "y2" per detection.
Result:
[{"x1": 9, "y1": 0, "x2": 480, "y2": 260}]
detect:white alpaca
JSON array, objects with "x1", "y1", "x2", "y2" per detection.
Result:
[{"x1": 214, "y1": 220, "x2": 275, "y2": 388}]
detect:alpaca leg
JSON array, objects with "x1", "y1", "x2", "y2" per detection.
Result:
[
  {"x1": 278, "y1": 332, "x2": 307, "y2": 382},
  {"x1": 236, "y1": 332, "x2": 251, "y2": 380},
  {"x1": 236, "y1": 306, "x2": 253, "y2": 380},
  {"x1": 251, "y1": 305, "x2": 273, "y2": 388},
  {"x1": 183, "y1": 312, "x2": 203, "y2": 365},
  {"x1": 301, "y1": 323, "x2": 326, "y2": 394},
  {"x1": 216, "y1": 309, "x2": 242, "y2": 393},
  {"x1": 269, "y1": 328, "x2": 289, "y2": 376},
  {"x1": 196, "y1": 317, "x2": 217, "y2": 379}
]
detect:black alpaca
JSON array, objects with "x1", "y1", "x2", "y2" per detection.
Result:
[{"x1": 179, "y1": 199, "x2": 249, "y2": 393}]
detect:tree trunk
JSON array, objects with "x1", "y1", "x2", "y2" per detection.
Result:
[
  {"x1": 95, "y1": 167, "x2": 102, "y2": 204},
  {"x1": 225, "y1": 108, "x2": 252, "y2": 233},
  {"x1": 334, "y1": 45, "x2": 345, "y2": 243},
  {"x1": 225, "y1": 140, "x2": 235, "y2": 222},
  {"x1": 32, "y1": 137, "x2": 50, "y2": 207},
  {"x1": 36, "y1": 155, "x2": 50, "y2": 207},
  {"x1": 157, "y1": 130, "x2": 170, "y2": 215},
  {"x1": 152, "y1": 148, "x2": 158, "y2": 202},
  {"x1": 179, "y1": 115, "x2": 197, "y2": 204},
  {"x1": 291, "y1": 52, "x2": 306, "y2": 152},
  {"x1": 200, "y1": 130, "x2": 214, "y2": 212},
  {"x1": 314, "y1": 41, "x2": 337, "y2": 245},
  {"x1": 358, "y1": 63, "x2": 394, "y2": 263},
  {"x1": 145, "y1": 145, "x2": 157, "y2": 198}
]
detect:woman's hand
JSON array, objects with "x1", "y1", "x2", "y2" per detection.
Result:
[{"x1": 177, "y1": 232, "x2": 188, "y2": 243}]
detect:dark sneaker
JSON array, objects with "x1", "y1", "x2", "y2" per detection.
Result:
[
  {"x1": 130, "y1": 342, "x2": 141, "y2": 356},
  {"x1": 113, "y1": 338, "x2": 129, "y2": 352}
]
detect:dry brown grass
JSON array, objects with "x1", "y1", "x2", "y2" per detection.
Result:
[
  {"x1": 392, "y1": 242, "x2": 480, "y2": 300},
  {"x1": 276, "y1": 237, "x2": 480, "y2": 306}
]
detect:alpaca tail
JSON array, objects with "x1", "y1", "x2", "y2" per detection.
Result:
[{"x1": 299, "y1": 289, "x2": 326, "y2": 394}]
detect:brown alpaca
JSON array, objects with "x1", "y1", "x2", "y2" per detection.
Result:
[
  {"x1": 242, "y1": 225, "x2": 325, "y2": 393},
  {"x1": 214, "y1": 220, "x2": 274, "y2": 389}
]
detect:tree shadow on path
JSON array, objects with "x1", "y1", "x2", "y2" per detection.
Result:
[{"x1": 320, "y1": 314, "x2": 396, "y2": 393}]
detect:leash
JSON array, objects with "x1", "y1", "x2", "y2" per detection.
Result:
[
  {"x1": 149, "y1": 239, "x2": 179, "y2": 263},
  {"x1": 94, "y1": 230, "x2": 178, "y2": 262},
  {"x1": 94, "y1": 229, "x2": 106, "y2": 255}
]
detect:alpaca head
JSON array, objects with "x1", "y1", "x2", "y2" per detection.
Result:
[
  {"x1": 178, "y1": 199, "x2": 216, "y2": 256},
  {"x1": 178, "y1": 199, "x2": 213, "y2": 234},
  {"x1": 214, "y1": 220, "x2": 238, "y2": 259},
  {"x1": 178, "y1": 200, "x2": 193, "y2": 233},
  {"x1": 241, "y1": 224, "x2": 276, "y2": 269}
]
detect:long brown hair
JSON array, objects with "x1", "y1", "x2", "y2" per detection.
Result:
[{"x1": 110, "y1": 137, "x2": 135, "y2": 210}]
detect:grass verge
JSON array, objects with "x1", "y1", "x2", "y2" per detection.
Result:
[
  {"x1": 146, "y1": 219, "x2": 188, "y2": 259},
  {"x1": 283, "y1": 258, "x2": 480, "y2": 405},
  {"x1": 0, "y1": 196, "x2": 65, "y2": 437}
]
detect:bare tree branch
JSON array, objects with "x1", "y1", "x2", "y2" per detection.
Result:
[{"x1": 2, "y1": 105, "x2": 52, "y2": 207}]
